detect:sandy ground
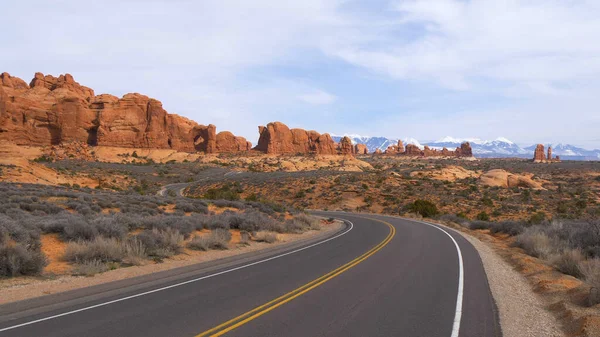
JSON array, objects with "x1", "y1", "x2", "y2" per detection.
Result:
[
  {"x1": 448, "y1": 226, "x2": 565, "y2": 337},
  {"x1": 0, "y1": 221, "x2": 343, "y2": 305}
]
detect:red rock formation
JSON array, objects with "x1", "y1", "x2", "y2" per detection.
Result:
[
  {"x1": 455, "y1": 142, "x2": 473, "y2": 157},
  {"x1": 397, "y1": 140, "x2": 405, "y2": 153},
  {"x1": 547, "y1": 146, "x2": 552, "y2": 161},
  {"x1": 405, "y1": 144, "x2": 423, "y2": 156},
  {"x1": 355, "y1": 144, "x2": 368, "y2": 155},
  {"x1": 254, "y1": 121, "x2": 337, "y2": 155},
  {"x1": 339, "y1": 136, "x2": 354, "y2": 155},
  {"x1": 374, "y1": 148, "x2": 383, "y2": 154},
  {"x1": 216, "y1": 131, "x2": 252, "y2": 153},
  {"x1": 533, "y1": 144, "x2": 546, "y2": 162},
  {"x1": 0, "y1": 72, "x2": 248, "y2": 153}
]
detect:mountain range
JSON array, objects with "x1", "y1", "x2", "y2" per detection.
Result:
[{"x1": 331, "y1": 135, "x2": 600, "y2": 160}]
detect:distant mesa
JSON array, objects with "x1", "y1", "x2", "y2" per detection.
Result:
[
  {"x1": 0, "y1": 72, "x2": 249, "y2": 153},
  {"x1": 533, "y1": 144, "x2": 560, "y2": 163}
]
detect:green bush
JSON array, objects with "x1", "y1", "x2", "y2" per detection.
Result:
[
  {"x1": 203, "y1": 184, "x2": 240, "y2": 201},
  {"x1": 528, "y1": 212, "x2": 546, "y2": 225},
  {"x1": 476, "y1": 212, "x2": 490, "y2": 221},
  {"x1": 406, "y1": 200, "x2": 439, "y2": 218}
]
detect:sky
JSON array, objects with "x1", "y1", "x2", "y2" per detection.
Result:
[{"x1": 2, "y1": 0, "x2": 600, "y2": 149}]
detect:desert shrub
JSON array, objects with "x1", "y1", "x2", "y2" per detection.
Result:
[
  {"x1": 550, "y1": 249, "x2": 584, "y2": 277},
  {"x1": 406, "y1": 200, "x2": 438, "y2": 218},
  {"x1": 283, "y1": 219, "x2": 308, "y2": 233},
  {"x1": 203, "y1": 185, "x2": 240, "y2": 201},
  {"x1": 476, "y1": 212, "x2": 490, "y2": 221},
  {"x1": 489, "y1": 221, "x2": 527, "y2": 236},
  {"x1": 581, "y1": 259, "x2": 600, "y2": 306},
  {"x1": 514, "y1": 228, "x2": 559, "y2": 259},
  {"x1": 124, "y1": 238, "x2": 147, "y2": 265},
  {"x1": 239, "y1": 231, "x2": 250, "y2": 245},
  {"x1": 439, "y1": 214, "x2": 469, "y2": 227},
  {"x1": 62, "y1": 217, "x2": 99, "y2": 241},
  {"x1": 91, "y1": 216, "x2": 128, "y2": 240},
  {"x1": 253, "y1": 231, "x2": 278, "y2": 243},
  {"x1": 175, "y1": 200, "x2": 208, "y2": 214},
  {"x1": 140, "y1": 216, "x2": 194, "y2": 238},
  {"x1": 136, "y1": 228, "x2": 183, "y2": 258},
  {"x1": 223, "y1": 210, "x2": 282, "y2": 233},
  {"x1": 206, "y1": 213, "x2": 232, "y2": 230},
  {"x1": 188, "y1": 229, "x2": 231, "y2": 251},
  {"x1": 0, "y1": 243, "x2": 48, "y2": 277},
  {"x1": 72, "y1": 259, "x2": 109, "y2": 276},
  {"x1": 293, "y1": 214, "x2": 321, "y2": 230},
  {"x1": 64, "y1": 237, "x2": 126, "y2": 263},
  {"x1": 469, "y1": 220, "x2": 491, "y2": 230},
  {"x1": 528, "y1": 212, "x2": 547, "y2": 225},
  {"x1": 211, "y1": 200, "x2": 245, "y2": 209}
]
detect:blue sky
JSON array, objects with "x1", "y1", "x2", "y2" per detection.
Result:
[{"x1": 2, "y1": 0, "x2": 600, "y2": 148}]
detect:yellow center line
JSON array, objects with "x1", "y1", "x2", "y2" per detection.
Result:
[{"x1": 195, "y1": 217, "x2": 395, "y2": 337}]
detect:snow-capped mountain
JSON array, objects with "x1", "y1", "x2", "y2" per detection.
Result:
[
  {"x1": 331, "y1": 135, "x2": 398, "y2": 152},
  {"x1": 332, "y1": 134, "x2": 600, "y2": 160},
  {"x1": 426, "y1": 137, "x2": 528, "y2": 157},
  {"x1": 331, "y1": 135, "x2": 425, "y2": 151}
]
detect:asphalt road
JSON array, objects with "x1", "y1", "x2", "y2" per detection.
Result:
[{"x1": 0, "y1": 213, "x2": 501, "y2": 337}]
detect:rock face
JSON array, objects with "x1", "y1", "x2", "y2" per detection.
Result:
[
  {"x1": 382, "y1": 141, "x2": 473, "y2": 158},
  {"x1": 533, "y1": 144, "x2": 546, "y2": 162},
  {"x1": 355, "y1": 144, "x2": 368, "y2": 155},
  {"x1": 480, "y1": 169, "x2": 543, "y2": 189},
  {"x1": 338, "y1": 136, "x2": 354, "y2": 155},
  {"x1": 254, "y1": 122, "x2": 338, "y2": 155},
  {"x1": 405, "y1": 144, "x2": 423, "y2": 156},
  {"x1": 0, "y1": 72, "x2": 249, "y2": 153},
  {"x1": 532, "y1": 144, "x2": 560, "y2": 163}
]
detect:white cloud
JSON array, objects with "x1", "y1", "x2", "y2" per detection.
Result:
[
  {"x1": 2, "y1": 1, "x2": 600, "y2": 147},
  {"x1": 325, "y1": 0, "x2": 600, "y2": 92},
  {"x1": 298, "y1": 90, "x2": 337, "y2": 105}
]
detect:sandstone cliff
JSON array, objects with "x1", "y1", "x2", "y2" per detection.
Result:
[
  {"x1": 0, "y1": 72, "x2": 249, "y2": 153},
  {"x1": 254, "y1": 122, "x2": 338, "y2": 155}
]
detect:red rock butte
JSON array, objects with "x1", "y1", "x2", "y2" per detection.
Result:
[
  {"x1": 254, "y1": 122, "x2": 339, "y2": 155},
  {"x1": 533, "y1": 144, "x2": 560, "y2": 163},
  {"x1": 0, "y1": 72, "x2": 250, "y2": 153}
]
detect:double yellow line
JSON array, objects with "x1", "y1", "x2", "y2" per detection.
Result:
[{"x1": 196, "y1": 218, "x2": 396, "y2": 337}]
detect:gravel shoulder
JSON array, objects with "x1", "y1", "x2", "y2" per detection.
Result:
[
  {"x1": 0, "y1": 221, "x2": 343, "y2": 305},
  {"x1": 449, "y1": 226, "x2": 564, "y2": 337}
]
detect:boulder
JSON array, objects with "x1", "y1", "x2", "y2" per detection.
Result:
[{"x1": 480, "y1": 169, "x2": 543, "y2": 189}]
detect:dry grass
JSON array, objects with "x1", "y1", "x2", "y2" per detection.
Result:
[
  {"x1": 253, "y1": 231, "x2": 278, "y2": 243},
  {"x1": 188, "y1": 229, "x2": 232, "y2": 251}
]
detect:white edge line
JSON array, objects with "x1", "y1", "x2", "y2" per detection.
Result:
[
  {"x1": 409, "y1": 219, "x2": 464, "y2": 337},
  {"x1": 0, "y1": 221, "x2": 354, "y2": 333}
]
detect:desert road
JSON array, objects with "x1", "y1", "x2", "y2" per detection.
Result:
[{"x1": 0, "y1": 212, "x2": 501, "y2": 337}]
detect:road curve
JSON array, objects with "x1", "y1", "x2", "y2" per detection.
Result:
[{"x1": 0, "y1": 213, "x2": 500, "y2": 337}]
